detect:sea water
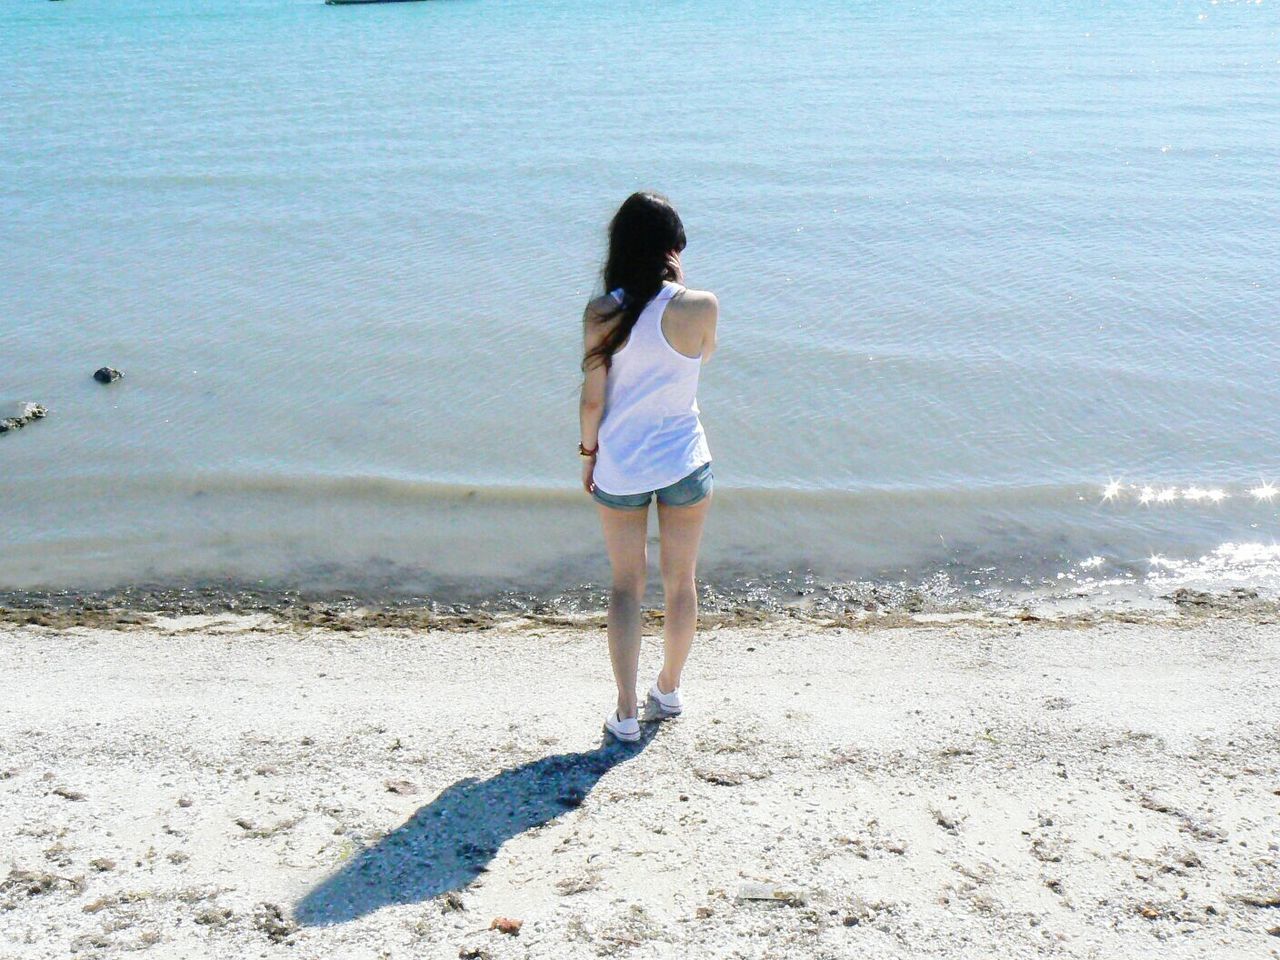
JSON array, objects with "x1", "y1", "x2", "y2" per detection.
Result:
[{"x1": 2, "y1": 0, "x2": 1278, "y2": 605}]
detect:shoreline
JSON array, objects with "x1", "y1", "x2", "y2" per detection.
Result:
[
  {"x1": 0, "y1": 577, "x2": 1276, "y2": 633},
  {"x1": 6, "y1": 477, "x2": 1278, "y2": 607},
  {"x1": 2, "y1": 606, "x2": 1279, "y2": 958}
]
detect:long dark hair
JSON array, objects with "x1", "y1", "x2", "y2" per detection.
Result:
[{"x1": 583, "y1": 192, "x2": 686, "y2": 370}]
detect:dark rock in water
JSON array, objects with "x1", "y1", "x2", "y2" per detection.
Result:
[
  {"x1": 93, "y1": 367, "x2": 123, "y2": 383},
  {"x1": 0, "y1": 402, "x2": 47, "y2": 434}
]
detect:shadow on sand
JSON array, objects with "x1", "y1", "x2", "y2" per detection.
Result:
[{"x1": 295, "y1": 725, "x2": 659, "y2": 925}]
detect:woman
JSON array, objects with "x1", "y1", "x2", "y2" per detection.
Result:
[{"x1": 578, "y1": 192, "x2": 719, "y2": 743}]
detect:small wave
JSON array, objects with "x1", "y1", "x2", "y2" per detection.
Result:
[
  {"x1": 14, "y1": 469, "x2": 1172, "y2": 509},
  {"x1": 1147, "y1": 543, "x2": 1280, "y2": 591}
]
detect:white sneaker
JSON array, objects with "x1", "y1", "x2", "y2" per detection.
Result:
[
  {"x1": 648, "y1": 681, "x2": 683, "y2": 717},
  {"x1": 604, "y1": 711, "x2": 641, "y2": 743}
]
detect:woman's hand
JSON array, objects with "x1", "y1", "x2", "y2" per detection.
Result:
[
  {"x1": 666, "y1": 251, "x2": 685, "y2": 284},
  {"x1": 581, "y1": 456, "x2": 596, "y2": 495}
]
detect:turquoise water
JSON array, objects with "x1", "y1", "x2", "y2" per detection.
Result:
[{"x1": 2, "y1": 0, "x2": 1279, "y2": 600}]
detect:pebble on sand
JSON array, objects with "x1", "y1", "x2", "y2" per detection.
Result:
[
  {"x1": 251, "y1": 902, "x2": 297, "y2": 942},
  {"x1": 490, "y1": 917, "x2": 523, "y2": 935}
]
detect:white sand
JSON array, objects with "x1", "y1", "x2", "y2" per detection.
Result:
[{"x1": 1, "y1": 609, "x2": 1279, "y2": 959}]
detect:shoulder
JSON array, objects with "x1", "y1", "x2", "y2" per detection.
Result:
[
  {"x1": 670, "y1": 286, "x2": 718, "y2": 322},
  {"x1": 674, "y1": 286, "x2": 717, "y2": 309},
  {"x1": 584, "y1": 293, "x2": 623, "y2": 324}
]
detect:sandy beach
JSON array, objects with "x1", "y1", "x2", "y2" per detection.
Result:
[{"x1": 2, "y1": 601, "x2": 1278, "y2": 959}]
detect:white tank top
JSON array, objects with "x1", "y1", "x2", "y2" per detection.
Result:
[{"x1": 593, "y1": 281, "x2": 712, "y2": 496}]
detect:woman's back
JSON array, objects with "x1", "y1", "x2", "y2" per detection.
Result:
[{"x1": 591, "y1": 283, "x2": 716, "y2": 496}]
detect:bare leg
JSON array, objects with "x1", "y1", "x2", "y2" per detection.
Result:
[
  {"x1": 598, "y1": 504, "x2": 650, "y2": 719},
  {"x1": 656, "y1": 496, "x2": 711, "y2": 693}
]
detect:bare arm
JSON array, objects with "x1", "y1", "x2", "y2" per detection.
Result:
[
  {"x1": 579, "y1": 304, "x2": 609, "y2": 449},
  {"x1": 579, "y1": 300, "x2": 611, "y2": 492},
  {"x1": 698, "y1": 291, "x2": 719, "y2": 363}
]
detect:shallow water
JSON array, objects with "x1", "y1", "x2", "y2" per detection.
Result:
[{"x1": 2, "y1": 0, "x2": 1279, "y2": 603}]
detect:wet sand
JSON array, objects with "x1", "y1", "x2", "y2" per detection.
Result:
[{"x1": 1, "y1": 604, "x2": 1278, "y2": 959}]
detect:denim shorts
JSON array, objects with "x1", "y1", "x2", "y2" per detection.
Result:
[{"x1": 592, "y1": 462, "x2": 714, "y2": 511}]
